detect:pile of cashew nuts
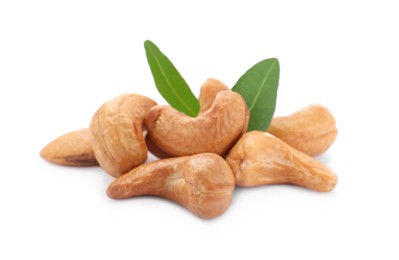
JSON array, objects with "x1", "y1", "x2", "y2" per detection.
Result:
[{"x1": 41, "y1": 78, "x2": 338, "y2": 219}]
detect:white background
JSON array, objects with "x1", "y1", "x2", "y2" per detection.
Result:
[{"x1": 1, "y1": 0, "x2": 398, "y2": 259}]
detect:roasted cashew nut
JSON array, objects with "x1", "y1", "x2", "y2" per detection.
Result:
[
  {"x1": 145, "y1": 90, "x2": 249, "y2": 157},
  {"x1": 90, "y1": 94, "x2": 157, "y2": 177},
  {"x1": 226, "y1": 131, "x2": 338, "y2": 192},
  {"x1": 107, "y1": 153, "x2": 235, "y2": 219}
]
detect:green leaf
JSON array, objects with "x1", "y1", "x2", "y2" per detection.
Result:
[
  {"x1": 232, "y1": 58, "x2": 280, "y2": 131},
  {"x1": 144, "y1": 40, "x2": 200, "y2": 117}
]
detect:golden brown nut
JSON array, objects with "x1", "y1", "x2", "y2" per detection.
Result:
[
  {"x1": 145, "y1": 134, "x2": 171, "y2": 159},
  {"x1": 268, "y1": 104, "x2": 337, "y2": 156},
  {"x1": 198, "y1": 78, "x2": 229, "y2": 112},
  {"x1": 90, "y1": 94, "x2": 157, "y2": 178},
  {"x1": 226, "y1": 131, "x2": 337, "y2": 192},
  {"x1": 40, "y1": 129, "x2": 98, "y2": 166},
  {"x1": 107, "y1": 153, "x2": 235, "y2": 219},
  {"x1": 144, "y1": 78, "x2": 231, "y2": 158},
  {"x1": 145, "y1": 90, "x2": 249, "y2": 157}
]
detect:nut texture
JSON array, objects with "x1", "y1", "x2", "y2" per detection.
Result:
[
  {"x1": 145, "y1": 90, "x2": 249, "y2": 157},
  {"x1": 90, "y1": 94, "x2": 157, "y2": 177},
  {"x1": 107, "y1": 153, "x2": 235, "y2": 219},
  {"x1": 226, "y1": 131, "x2": 338, "y2": 192},
  {"x1": 145, "y1": 134, "x2": 171, "y2": 159},
  {"x1": 268, "y1": 104, "x2": 337, "y2": 156},
  {"x1": 198, "y1": 78, "x2": 229, "y2": 113},
  {"x1": 40, "y1": 128, "x2": 98, "y2": 166}
]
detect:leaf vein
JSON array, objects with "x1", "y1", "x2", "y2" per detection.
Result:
[
  {"x1": 147, "y1": 46, "x2": 195, "y2": 116},
  {"x1": 248, "y1": 60, "x2": 277, "y2": 111}
]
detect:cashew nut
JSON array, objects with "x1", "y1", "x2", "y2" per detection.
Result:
[
  {"x1": 90, "y1": 94, "x2": 157, "y2": 177},
  {"x1": 226, "y1": 131, "x2": 338, "y2": 192},
  {"x1": 146, "y1": 78, "x2": 229, "y2": 158},
  {"x1": 145, "y1": 90, "x2": 249, "y2": 157},
  {"x1": 107, "y1": 153, "x2": 235, "y2": 218},
  {"x1": 268, "y1": 104, "x2": 337, "y2": 156},
  {"x1": 40, "y1": 128, "x2": 98, "y2": 166},
  {"x1": 145, "y1": 78, "x2": 231, "y2": 158}
]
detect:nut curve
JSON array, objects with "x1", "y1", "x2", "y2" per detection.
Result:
[
  {"x1": 145, "y1": 90, "x2": 249, "y2": 157},
  {"x1": 198, "y1": 78, "x2": 229, "y2": 113},
  {"x1": 145, "y1": 134, "x2": 171, "y2": 159},
  {"x1": 90, "y1": 94, "x2": 157, "y2": 177}
]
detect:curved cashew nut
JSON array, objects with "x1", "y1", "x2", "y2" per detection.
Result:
[
  {"x1": 226, "y1": 131, "x2": 338, "y2": 192},
  {"x1": 90, "y1": 94, "x2": 157, "y2": 177},
  {"x1": 107, "y1": 153, "x2": 235, "y2": 219},
  {"x1": 145, "y1": 90, "x2": 249, "y2": 157},
  {"x1": 268, "y1": 104, "x2": 337, "y2": 156},
  {"x1": 145, "y1": 78, "x2": 230, "y2": 159}
]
